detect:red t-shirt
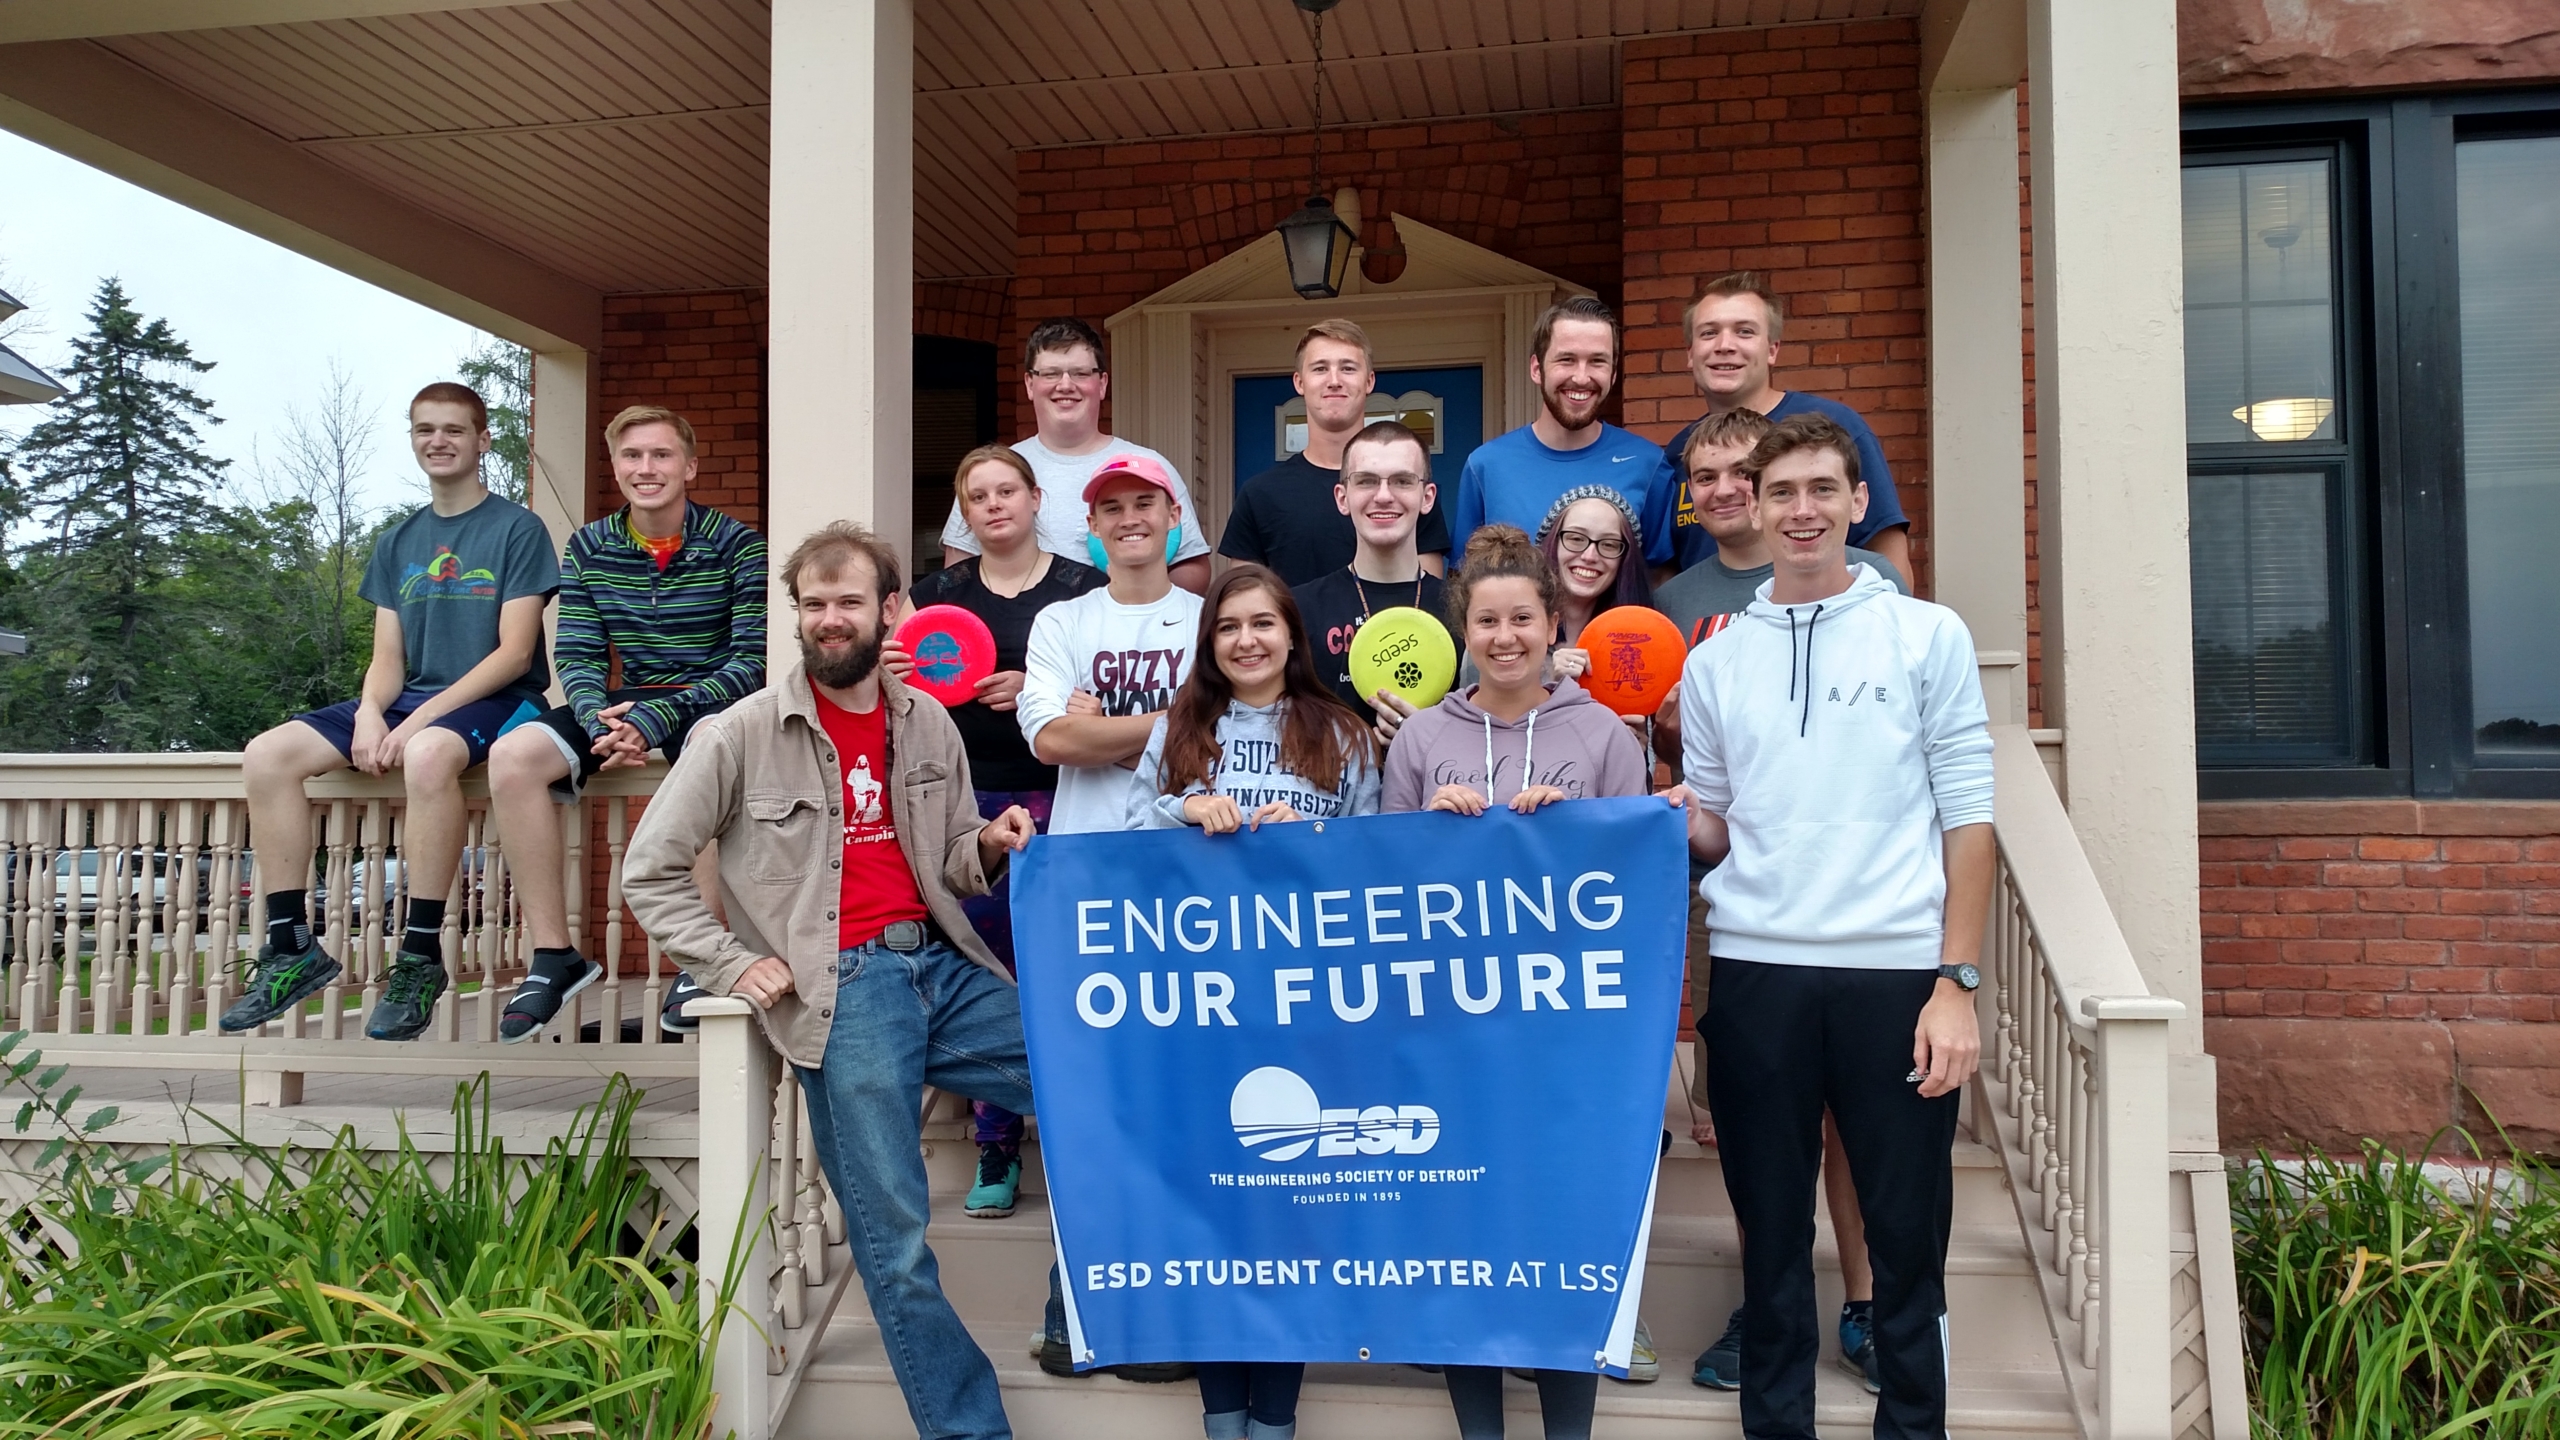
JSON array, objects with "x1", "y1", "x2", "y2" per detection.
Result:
[{"x1": 813, "y1": 691, "x2": 928, "y2": 949}]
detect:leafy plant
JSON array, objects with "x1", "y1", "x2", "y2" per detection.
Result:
[
  {"x1": 0, "y1": 1050, "x2": 739, "y2": 1438},
  {"x1": 2231, "y1": 1128, "x2": 2560, "y2": 1439}
]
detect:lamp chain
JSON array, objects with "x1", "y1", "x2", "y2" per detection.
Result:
[{"x1": 1310, "y1": 9, "x2": 1326, "y2": 197}]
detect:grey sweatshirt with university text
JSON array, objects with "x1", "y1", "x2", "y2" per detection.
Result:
[{"x1": 1379, "y1": 677, "x2": 1651, "y2": 813}]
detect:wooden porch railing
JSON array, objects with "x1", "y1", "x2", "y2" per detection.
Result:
[{"x1": 0, "y1": 754, "x2": 681, "y2": 1078}]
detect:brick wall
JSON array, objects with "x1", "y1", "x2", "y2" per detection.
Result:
[
  {"x1": 1008, "y1": 110, "x2": 1622, "y2": 441},
  {"x1": 593, "y1": 291, "x2": 768, "y2": 531},
  {"x1": 2200, "y1": 801, "x2": 2560, "y2": 1152},
  {"x1": 1617, "y1": 19, "x2": 1932, "y2": 592}
]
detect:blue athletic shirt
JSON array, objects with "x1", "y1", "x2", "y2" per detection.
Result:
[
  {"x1": 1448, "y1": 422, "x2": 1681, "y2": 568},
  {"x1": 1667, "y1": 391, "x2": 1908, "y2": 570}
]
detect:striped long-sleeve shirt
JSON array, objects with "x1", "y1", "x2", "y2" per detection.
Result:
[{"x1": 556, "y1": 502, "x2": 768, "y2": 749}]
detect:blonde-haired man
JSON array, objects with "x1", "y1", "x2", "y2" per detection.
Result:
[
  {"x1": 482, "y1": 404, "x2": 767, "y2": 1042},
  {"x1": 1218, "y1": 317, "x2": 1450, "y2": 585}
]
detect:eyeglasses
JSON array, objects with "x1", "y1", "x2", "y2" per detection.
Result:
[
  {"x1": 1027, "y1": 366, "x2": 1103, "y2": 384},
  {"x1": 1343, "y1": 470, "x2": 1428, "y2": 493},
  {"x1": 1557, "y1": 529, "x2": 1627, "y2": 559}
]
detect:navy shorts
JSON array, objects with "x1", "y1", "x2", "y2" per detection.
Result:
[{"x1": 295, "y1": 689, "x2": 543, "y2": 769}]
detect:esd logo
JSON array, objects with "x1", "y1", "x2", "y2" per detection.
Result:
[{"x1": 1229, "y1": 1066, "x2": 1441, "y2": 1162}]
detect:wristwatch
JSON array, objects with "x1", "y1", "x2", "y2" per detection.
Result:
[{"x1": 1937, "y1": 963, "x2": 1981, "y2": 991}]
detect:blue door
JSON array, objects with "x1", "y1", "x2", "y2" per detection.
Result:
[{"x1": 1232, "y1": 365, "x2": 1486, "y2": 494}]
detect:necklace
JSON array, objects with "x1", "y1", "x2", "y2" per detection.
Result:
[
  {"x1": 1350, "y1": 570, "x2": 1424, "y2": 620},
  {"x1": 978, "y1": 548, "x2": 1049, "y2": 599}
]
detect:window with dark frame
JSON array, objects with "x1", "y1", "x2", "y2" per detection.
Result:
[{"x1": 2181, "y1": 93, "x2": 2560, "y2": 800}]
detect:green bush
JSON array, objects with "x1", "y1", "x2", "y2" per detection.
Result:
[
  {"x1": 2232, "y1": 1134, "x2": 2560, "y2": 1439},
  {"x1": 0, "y1": 1038, "x2": 732, "y2": 1438}
]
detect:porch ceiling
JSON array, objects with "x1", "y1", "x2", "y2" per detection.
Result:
[{"x1": 66, "y1": 0, "x2": 1918, "y2": 297}]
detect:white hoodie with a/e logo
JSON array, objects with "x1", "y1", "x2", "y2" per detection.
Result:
[{"x1": 1679, "y1": 563, "x2": 1995, "y2": 970}]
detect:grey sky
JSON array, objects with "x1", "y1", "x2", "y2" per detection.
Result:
[{"x1": 0, "y1": 127, "x2": 487, "y2": 514}]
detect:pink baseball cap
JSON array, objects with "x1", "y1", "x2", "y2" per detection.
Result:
[{"x1": 1081, "y1": 452, "x2": 1183, "y2": 506}]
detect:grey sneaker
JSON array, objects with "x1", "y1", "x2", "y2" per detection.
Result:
[
  {"x1": 499, "y1": 950, "x2": 602, "y2": 1043},
  {"x1": 218, "y1": 941, "x2": 341, "y2": 1033},
  {"x1": 364, "y1": 953, "x2": 448, "y2": 1041},
  {"x1": 1611, "y1": 1320, "x2": 1660, "y2": 1383},
  {"x1": 1692, "y1": 1306, "x2": 1744, "y2": 1390}
]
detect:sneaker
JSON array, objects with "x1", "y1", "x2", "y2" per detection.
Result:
[
  {"x1": 217, "y1": 941, "x2": 341, "y2": 1033},
  {"x1": 1838, "y1": 1304, "x2": 1880, "y2": 1395},
  {"x1": 965, "y1": 1142, "x2": 1022, "y2": 1219},
  {"x1": 1612, "y1": 1320, "x2": 1659, "y2": 1383},
  {"x1": 365, "y1": 953, "x2": 448, "y2": 1041},
  {"x1": 660, "y1": 972, "x2": 706, "y2": 1034},
  {"x1": 499, "y1": 950, "x2": 604, "y2": 1043},
  {"x1": 1691, "y1": 1306, "x2": 1744, "y2": 1390}
]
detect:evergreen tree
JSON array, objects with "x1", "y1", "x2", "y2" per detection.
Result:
[
  {"x1": 9, "y1": 279, "x2": 228, "y2": 748},
  {"x1": 456, "y1": 333, "x2": 531, "y2": 503}
]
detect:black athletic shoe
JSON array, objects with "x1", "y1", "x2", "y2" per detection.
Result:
[
  {"x1": 498, "y1": 950, "x2": 603, "y2": 1044},
  {"x1": 1108, "y1": 1360, "x2": 1196, "y2": 1383},
  {"x1": 660, "y1": 972, "x2": 706, "y2": 1034},
  {"x1": 1691, "y1": 1306, "x2": 1745, "y2": 1390},
  {"x1": 217, "y1": 941, "x2": 341, "y2": 1033},
  {"x1": 1035, "y1": 1335, "x2": 1089, "y2": 1379},
  {"x1": 365, "y1": 953, "x2": 448, "y2": 1041}
]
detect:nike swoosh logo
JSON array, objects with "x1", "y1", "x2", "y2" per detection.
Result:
[
  {"x1": 1160, "y1": 617, "x2": 1184, "y2": 626},
  {"x1": 1610, "y1": 454, "x2": 1637, "y2": 463}
]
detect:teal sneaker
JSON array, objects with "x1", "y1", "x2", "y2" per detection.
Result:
[
  {"x1": 965, "y1": 1142, "x2": 1021, "y2": 1219},
  {"x1": 365, "y1": 953, "x2": 448, "y2": 1041},
  {"x1": 218, "y1": 941, "x2": 342, "y2": 1033},
  {"x1": 1839, "y1": 1303, "x2": 1880, "y2": 1394},
  {"x1": 1692, "y1": 1306, "x2": 1744, "y2": 1390}
]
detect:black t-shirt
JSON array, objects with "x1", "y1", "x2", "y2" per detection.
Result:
[
  {"x1": 1291, "y1": 567, "x2": 1448, "y2": 716},
  {"x1": 910, "y1": 554, "x2": 1107, "y2": 791},
  {"x1": 1219, "y1": 453, "x2": 1453, "y2": 587}
]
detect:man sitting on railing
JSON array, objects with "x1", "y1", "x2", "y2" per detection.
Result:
[
  {"x1": 625, "y1": 521, "x2": 1037, "y2": 1440},
  {"x1": 1678, "y1": 413, "x2": 1993, "y2": 1440},
  {"x1": 482, "y1": 404, "x2": 767, "y2": 1044},
  {"x1": 229, "y1": 381, "x2": 559, "y2": 1042}
]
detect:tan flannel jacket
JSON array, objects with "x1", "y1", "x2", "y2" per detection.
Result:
[{"x1": 624, "y1": 663, "x2": 1005, "y2": 1067}]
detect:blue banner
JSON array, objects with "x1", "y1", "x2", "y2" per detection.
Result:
[{"x1": 1013, "y1": 797, "x2": 1688, "y2": 1372}]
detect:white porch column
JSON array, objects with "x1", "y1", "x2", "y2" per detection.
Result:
[
  {"x1": 768, "y1": 0, "x2": 914, "y2": 674},
  {"x1": 1922, "y1": 0, "x2": 2028, "y2": 714},
  {"x1": 529, "y1": 347, "x2": 590, "y2": 704},
  {"x1": 2026, "y1": 0, "x2": 2202, "y2": 1051}
]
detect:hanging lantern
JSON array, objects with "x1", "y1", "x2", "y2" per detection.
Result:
[{"x1": 1278, "y1": 193, "x2": 1357, "y2": 300}]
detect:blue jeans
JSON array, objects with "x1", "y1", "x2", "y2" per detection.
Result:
[{"x1": 798, "y1": 939, "x2": 1036, "y2": 1440}]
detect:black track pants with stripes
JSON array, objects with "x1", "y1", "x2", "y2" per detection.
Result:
[{"x1": 1703, "y1": 957, "x2": 1960, "y2": 1440}]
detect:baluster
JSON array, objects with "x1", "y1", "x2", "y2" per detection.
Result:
[
  {"x1": 773, "y1": 1074, "x2": 807, "y2": 1330},
  {"x1": 477, "y1": 805, "x2": 505, "y2": 1042},
  {"x1": 2039, "y1": 994, "x2": 2067, "y2": 1237},
  {"x1": 91, "y1": 800, "x2": 125, "y2": 1036},
  {"x1": 600, "y1": 795, "x2": 630, "y2": 1045},
  {"x1": 437, "y1": 811, "x2": 469, "y2": 1043},
  {"x1": 642, "y1": 929, "x2": 668, "y2": 1045},
  {"x1": 130, "y1": 799, "x2": 162, "y2": 1036},
  {"x1": 167, "y1": 800, "x2": 204, "y2": 1036},
  {"x1": 798, "y1": 1097, "x2": 828, "y2": 1285},
  {"x1": 57, "y1": 802, "x2": 85, "y2": 1035},
  {"x1": 560, "y1": 791, "x2": 585, "y2": 1044},
  {"x1": 202, "y1": 801, "x2": 239, "y2": 1029},
  {"x1": 362, "y1": 804, "x2": 393, "y2": 1020},
  {"x1": 2063, "y1": 1038, "x2": 2091, "y2": 1315},
  {"x1": 2079, "y1": 1055, "x2": 2103, "y2": 1368},
  {"x1": 1, "y1": 801, "x2": 18, "y2": 1028},
  {"x1": 2021, "y1": 963, "x2": 2048, "y2": 1189}
]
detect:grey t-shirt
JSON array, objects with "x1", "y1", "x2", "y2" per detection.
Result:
[
  {"x1": 1654, "y1": 548, "x2": 1908, "y2": 647},
  {"x1": 359, "y1": 492, "x2": 559, "y2": 704}
]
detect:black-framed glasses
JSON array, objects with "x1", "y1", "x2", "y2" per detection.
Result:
[
  {"x1": 1557, "y1": 529, "x2": 1627, "y2": 559},
  {"x1": 1027, "y1": 366, "x2": 1103, "y2": 383}
]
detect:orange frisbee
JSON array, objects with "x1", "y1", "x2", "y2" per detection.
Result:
[{"x1": 1578, "y1": 605, "x2": 1688, "y2": 717}]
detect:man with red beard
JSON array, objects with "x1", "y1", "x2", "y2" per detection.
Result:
[
  {"x1": 1446, "y1": 296, "x2": 1681, "y2": 579},
  {"x1": 625, "y1": 521, "x2": 1037, "y2": 1440}
]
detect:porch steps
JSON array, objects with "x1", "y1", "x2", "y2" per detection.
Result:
[{"x1": 781, "y1": 1064, "x2": 2080, "y2": 1439}]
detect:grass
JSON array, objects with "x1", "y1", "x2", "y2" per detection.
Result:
[
  {"x1": 2231, "y1": 1130, "x2": 2560, "y2": 1440},
  {"x1": 0, "y1": 1046, "x2": 736, "y2": 1438}
]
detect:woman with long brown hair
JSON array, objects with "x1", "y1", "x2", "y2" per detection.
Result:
[{"x1": 1130, "y1": 562, "x2": 1379, "y2": 832}]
